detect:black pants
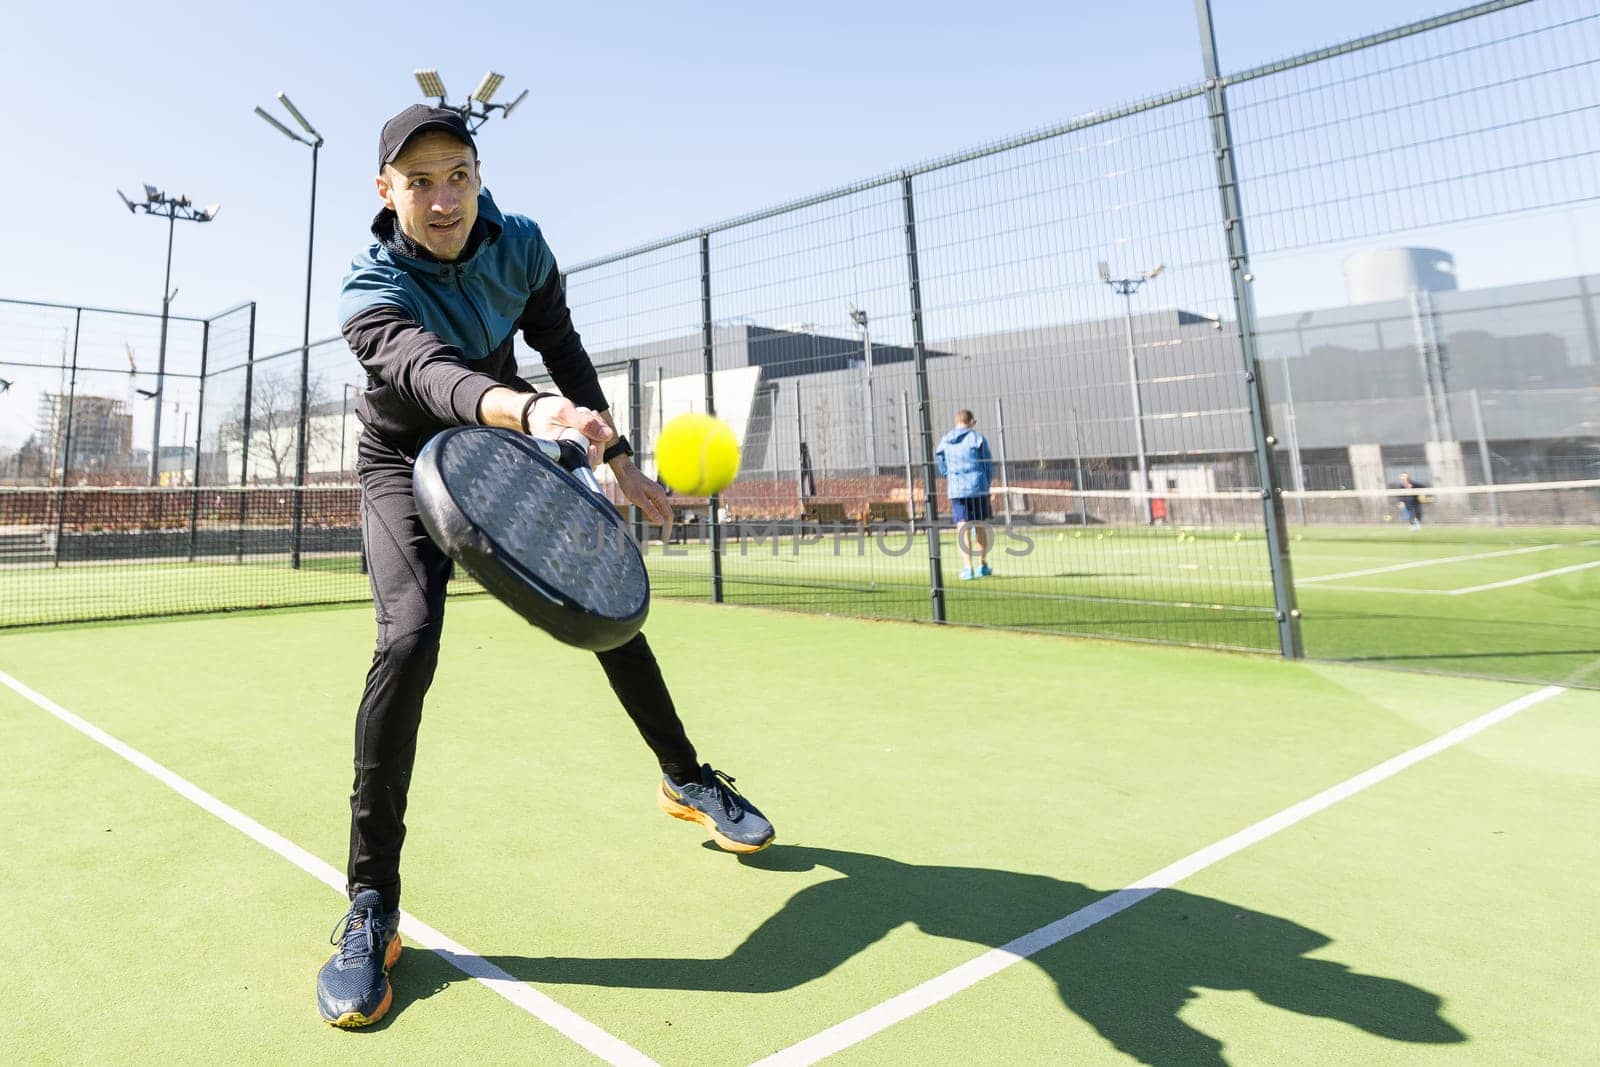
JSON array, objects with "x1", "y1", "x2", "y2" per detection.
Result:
[{"x1": 348, "y1": 472, "x2": 699, "y2": 912}]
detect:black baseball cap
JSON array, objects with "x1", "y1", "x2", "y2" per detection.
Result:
[{"x1": 377, "y1": 105, "x2": 476, "y2": 172}]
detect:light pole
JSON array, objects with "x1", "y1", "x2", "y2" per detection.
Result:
[
  {"x1": 255, "y1": 91, "x2": 324, "y2": 568},
  {"x1": 848, "y1": 304, "x2": 876, "y2": 474},
  {"x1": 412, "y1": 69, "x2": 528, "y2": 130},
  {"x1": 116, "y1": 186, "x2": 218, "y2": 485},
  {"x1": 1099, "y1": 260, "x2": 1163, "y2": 523}
]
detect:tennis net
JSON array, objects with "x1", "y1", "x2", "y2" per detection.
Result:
[{"x1": 4, "y1": 479, "x2": 1595, "y2": 632}]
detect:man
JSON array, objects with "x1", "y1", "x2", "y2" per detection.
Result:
[
  {"x1": 935, "y1": 409, "x2": 994, "y2": 579},
  {"x1": 316, "y1": 105, "x2": 774, "y2": 1028},
  {"x1": 1397, "y1": 470, "x2": 1427, "y2": 530}
]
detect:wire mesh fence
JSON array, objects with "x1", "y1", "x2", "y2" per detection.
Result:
[{"x1": 1, "y1": 0, "x2": 1596, "y2": 683}]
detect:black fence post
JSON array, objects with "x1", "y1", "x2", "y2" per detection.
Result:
[
  {"x1": 188, "y1": 318, "x2": 209, "y2": 562},
  {"x1": 700, "y1": 232, "x2": 724, "y2": 604},
  {"x1": 237, "y1": 303, "x2": 256, "y2": 563},
  {"x1": 1195, "y1": 0, "x2": 1302, "y2": 658},
  {"x1": 902, "y1": 172, "x2": 946, "y2": 623},
  {"x1": 53, "y1": 307, "x2": 82, "y2": 568},
  {"x1": 290, "y1": 337, "x2": 308, "y2": 570}
]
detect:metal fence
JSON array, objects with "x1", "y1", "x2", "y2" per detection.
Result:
[
  {"x1": 553, "y1": 0, "x2": 1599, "y2": 658},
  {"x1": 2, "y1": 0, "x2": 1596, "y2": 671}
]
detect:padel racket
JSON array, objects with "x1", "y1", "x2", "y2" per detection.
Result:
[{"x1": 413, "y1": 426, "x2": 649, "y2": 652}]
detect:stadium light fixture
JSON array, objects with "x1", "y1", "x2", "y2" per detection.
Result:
[
  {"x1": 415, "y1": 66, "x2": 528, "y2": 132},
  {"x1": 252, "y1": 89, "x2": 325, "y2": 570},
  {"x1": 276, "y1": 92, "x2": 323, "y2": 141},
  {"x1": 414, "y1": 68, "x2": 447, "y2": 101},
  {"x1": 254, "y1": 106, "x2": 306, "y2": 144},
  {"x1": 472, "y1": 71, "x2": 504, "y2": 104},
  {"x1": 118, "y1": 183, "x2": 218, "y2": 484}
]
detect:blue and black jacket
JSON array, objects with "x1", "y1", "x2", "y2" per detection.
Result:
[{"x1": 339, "y1": 188, "x2": 607, "y2": 466}]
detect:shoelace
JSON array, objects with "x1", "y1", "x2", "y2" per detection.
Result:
[
  {"x1": 329, "y1": 903, "x2": 379, "y2": 966},
  {"x1": 705, "y1": 766, "x2": 748, "y2": 819}
]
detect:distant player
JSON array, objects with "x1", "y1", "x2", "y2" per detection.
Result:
[
  {"x1": 1396, "y1": 471, "x2": 1427, "y2": 530},
  {"x1": 936, "y1": 409, "x2": 995, "y2": 579},
  {"x1": 316, "y1": 105, "x2": 773, "y2": 1028}
]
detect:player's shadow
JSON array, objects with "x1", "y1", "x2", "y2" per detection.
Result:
[{"x1": 491, "y1": 844, "x2": 1464, "y2": 1065}]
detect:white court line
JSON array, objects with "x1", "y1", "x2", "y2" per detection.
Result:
[
  {"x1": 1447, "y1": 559, "x2": 1600, "y2": 595},
  {"x1": 752, "y1": 684, "x2": 1566, "y2": 1067},
  {"x1": 1298, "y1": 541, "x2": 1573, "y2": 584},
  {"x1": 1306, "y1": 584, "x2": 1445, "y2": 596},
  {"x1": 0, "y1": 668, "x2": 657, "y2": 1067}
]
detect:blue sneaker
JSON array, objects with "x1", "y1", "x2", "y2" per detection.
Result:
[
  {"x1": 959, "y1": 568, "x2": 975, "y2": 580},
  {"x1": 316, "y1": 890, "x2": 402, "y2": 1028},
  {"x1": 978, "y1": 563, "x2": 992, "y2": 577},
  {"x1": 658, "y1": 764, "x2": 775, "y2": 853}
]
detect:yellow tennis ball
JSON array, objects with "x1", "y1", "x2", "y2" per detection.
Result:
[{"x1": 655, "y1": 413, "x2": 740, "y2": 496}]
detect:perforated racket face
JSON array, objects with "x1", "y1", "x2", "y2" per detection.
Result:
[{"x1": 436, "y1": 429, "x2": 647, "y2": 620}]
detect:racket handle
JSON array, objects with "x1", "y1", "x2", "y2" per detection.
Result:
[
  {"x1": 530, "y1": 436, "x2": 591, "y2": 472},
  {"x1": 531, "y1": 436, "x2": 605, "y2": 494}
]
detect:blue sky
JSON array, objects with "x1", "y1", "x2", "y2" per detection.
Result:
[{"x1": 4, "y1": 0, "x2": 1500, "y2": 358}]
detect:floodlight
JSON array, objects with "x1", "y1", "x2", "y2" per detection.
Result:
[
  {"x1": 255, "y1": 105, "x2": 305, "y2": 143},
  {"x1": 116, "y1": 189, "x2": 137, "y2": 212},
  {"x1": 848, "y1": 304, "x2": 868, "y2": 328},
  {"x1": 275, "y1": 92, "x2": 323, "y2": 141},
  {"x1": 200, "y1": 204, "x2": 220, "y2": 221},
  {"x1": 144, "y1": 183, "x2": 160, "y2": 201},
  {"x1": 472, "y1": 71, "x2": 504, "y2": 104},
  {"x1": 1144, "y1": 263, "x2": 1165, "y2": 280},
  {"x1": 414, "y1": 68, "x2": 447, "y2": 99},
  {"x1": 502, "y1": 88, "x2": 529, "y2": 116}
]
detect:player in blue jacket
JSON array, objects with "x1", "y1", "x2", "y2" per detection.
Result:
[
  {"x1": 935, "y1": 409, "x2": 995, "y2": 579},
  {"x1": 316, "y1": 105, "x2": 773, "y2": 1028}
]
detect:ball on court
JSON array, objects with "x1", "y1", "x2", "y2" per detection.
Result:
[
  {"x1": 655, "y1": 413, "x2": 740, "y2": 496},
  {"x1": 1232, "y1": 532, "x2": 1242, "y2": 542}
]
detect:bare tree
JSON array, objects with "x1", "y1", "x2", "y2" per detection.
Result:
[{"x1": 225, "y1": 367, "x2": 338, "y2": 484}]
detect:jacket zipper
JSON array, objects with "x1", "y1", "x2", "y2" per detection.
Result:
[{"x1": 455, "y1": 265, "x2": 494, "y2": 357}]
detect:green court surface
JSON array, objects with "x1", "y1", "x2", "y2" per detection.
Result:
[
  {"x1": 2, "y1": 598, "x2": 1596, "y2": 1064},
  {"x1": 651, "y1": 522, "x2": 1600, "y2": 685},
  {"x1": 4, "y1": 522, "x2": 1597, "y2": 688}
]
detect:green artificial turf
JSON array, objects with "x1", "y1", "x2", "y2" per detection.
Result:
[
  {"x1": 2, "y1": 521, "x2": 1595, "y2": 687},
  {"x1": 2, "y1": 599, "x2": 1595, "y2": 1063}
]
